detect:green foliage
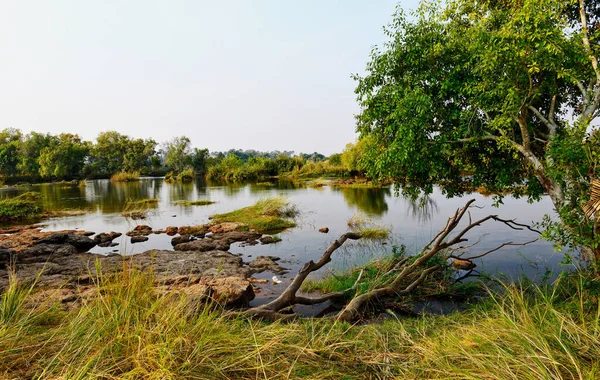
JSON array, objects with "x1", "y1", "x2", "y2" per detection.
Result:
[
  {"x1": 0, "y1": 192, "x2": 44, "y2": 221},
  {"x1": 177, "y1": 168, "x2": 195, "y2": 182},
  {"x1": 38, "y1": 134, "x2": 90, "y2": 179},
  {"x1": 355, "y1": 0, "x2": 600, "y2": 258},
  {"x1": 0, "y1": 128, "x2": 23, "y2": 177},
  {"x1": 211, "y1": 197, "x2": 297, "y2": 233},
  {"x1": 164, "y1": 136, "x2": 192, "y2": 174}
]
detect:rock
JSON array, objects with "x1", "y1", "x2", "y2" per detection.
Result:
[
  {"x1": 37, "y1": 232, "x2": 97, "y2": 253},
  {"x1": 216, "y1": 231, "x2": 262, "y2": 244},
  {"x1": 127, "y1": 225, "x2": 152, "y2": 237},
  {"x1": 451, "y1": 259, "x2": 476, "y2": 270},
  {"x1": 174, "y1": 239, "x2": 229, "y2": 252},
  {"x1": 208, "y1": 222, "x2": 248, "y2": 234},
  {"x1": 180, "y1": 277, "x2": 255, "y2": 306},
  {"x1": 0, "y1": 248, "x2": 14, "y2": 269},
  {"x1": 165, "y1": 226, "x2": 179, "y2": 236},
  {"x1": 131, "y1": 236, "x2": 149, "y2": 243},
  {"x1": 171, "y1": 235, "x2": 194, "y2": 246},
  {"x1": 259, "y1": 236, "x2": 280, "y2": 245},
  {"x1": 318, "y1": 227, "x2": 329, "y2": 233},
  {"x1": 249, "y1": 256, "x2": 286, "y2": 274},
  {"x1": 153, "y1": 229, "x2": 166, "y2": 234},
  {"x1": 94, "y1": 232, "x2": 122, "y2": 247},
  {"x1": 178, "y1": 225, "x2": 208, "y2": 237}
]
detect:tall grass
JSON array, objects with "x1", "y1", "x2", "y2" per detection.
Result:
[
  {"x1": 110, "y1": 171, "x2": 140, "y2": 182},
  {"x1": 1, "y1": 266, "x2": 599, "y2": 378}
]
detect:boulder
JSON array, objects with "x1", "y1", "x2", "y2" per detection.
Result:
[
  {"x1": 165, "y1": 226, "x2": 179, "y2": 236},
  {"x1": 36, "y1": 232, "x2": 96, "y2": 253},
  {"x1": 208, "y1": 222, "x2": 248, "y2": 234},
  {"x1": 131, "y1": 235, "x2": 149, "y2": 244},
  {"x1": 249, "y1": 256, "x2": 286, "y2": 274},
  {"x1": 174, "y1": 239, "x2": 229, "y2": 252},
  {"x1": 171, "y1": 235, "x2": 194, "y2": 246},
  {"x1": 94, "y1": 232, "x2": 122, "y2": 247},
  {"x1": 259, "y1": 236, "x2": 280, "y2": 245},
  {"x1": 318, "y1": 227, "x2": 329, "y2": 233},
  {"x1": 127, "y1": 225, "x2": 152, "y2": 237}
]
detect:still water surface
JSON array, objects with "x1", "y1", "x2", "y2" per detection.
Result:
[{"x1": 1, "y1": 178, "x2": 561, "y2": 285}]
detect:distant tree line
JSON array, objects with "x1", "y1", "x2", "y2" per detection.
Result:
[{"x1": 0, "y1": 128, "x2": 368, "y2": 182}]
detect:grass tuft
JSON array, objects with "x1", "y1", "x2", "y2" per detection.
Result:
[{"x1": 347, "y1": 212, "x2": 390, "y2": 239}]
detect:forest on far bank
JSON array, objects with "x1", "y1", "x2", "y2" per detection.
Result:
[{"x1": 0, "y1": 128, "x2": 369, "y2": 183}]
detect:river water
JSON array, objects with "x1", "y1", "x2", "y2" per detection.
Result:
[{"x1": 1, "y1": 178, "x2": 562, "y2": 293}]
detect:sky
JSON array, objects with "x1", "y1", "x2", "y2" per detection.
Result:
[{"x1": 0, "y1": 1, "x2": 420, "y2": 155}]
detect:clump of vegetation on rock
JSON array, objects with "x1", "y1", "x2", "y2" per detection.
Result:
[
  {"x1": 110, "y1": 171, "x2": 140, "y2": 182},
  {"x1": 0, "y1": 192, "x2": 44, "y2": 222},
  {"x1": 174, "y1": 199, "x2": 215, "y2": 206},
  {"x1": 211, "y1": 197, "x2": 297, "y2": 233}
]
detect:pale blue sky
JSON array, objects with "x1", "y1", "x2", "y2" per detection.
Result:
[{"x1": 0, "y1": 1, "x2": 419, "y2": 154}]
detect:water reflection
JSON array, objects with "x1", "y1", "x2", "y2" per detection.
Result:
[
  {"x1": 334, "y1": 186, "x2": 390, "y2": 216},
  {"x1": 406, "y1": 195, "x2": 440, "y2": 223}
]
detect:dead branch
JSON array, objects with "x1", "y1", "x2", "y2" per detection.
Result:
[{"x1": 244, "y1": 199, "x2": 539, "y2": 322}]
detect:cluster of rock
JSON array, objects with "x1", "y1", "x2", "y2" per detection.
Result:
[{"x1": 0, "y1": 222, "x2": 287, "y2": 309}]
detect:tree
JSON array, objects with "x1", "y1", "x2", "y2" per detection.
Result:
[
  {"x1": 18, "y1": 131, "x2": 53, "y2": 177},
  {"x1": 123, "y1": 138, "x2": 157, "y2": 172},
  {"x1": 190, "y1": 148, "x2": 209, "y2": 175},
  {"x1": 0, "y1": 128, "x2": 22, "y2": 177},
  {"x1": 354, "y1": 0, "x2": 600, "y2": 261},
  {"x1": 91, "y1": 131, "x2": 130, "y2": 175},
  {"x1": 164, "y1": 136, "x2": 192, "y2": 174},
  {"x1": 38, "y1": 134, "x2": 90, "y2": 179}
]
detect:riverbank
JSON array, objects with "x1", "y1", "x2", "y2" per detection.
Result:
[{"x1": 1, "y1": 266, "x2": 597, "y2": 379}]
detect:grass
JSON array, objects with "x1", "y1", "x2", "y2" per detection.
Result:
[
  {"x1": 121, "y1": 198, "x2": 159, "y2": 219},
  {"x1": 211, "y1": 197, "x2": 298, "y2": 233},
  {"x1": 0, "y1": 192, "x2": 44, "y2": 222},
  {"x1": 174, "y1": 199, "x2": 215, "y2": 206},
  {"x1": 1, "y1": 265, "x2": 599, "y2": 378},
  {"x1": 347, "y1": 212, "x2": 390, "y2": 239},
  {"x1": 110, "y1": 171, "x2": 140, "y2": 182}
]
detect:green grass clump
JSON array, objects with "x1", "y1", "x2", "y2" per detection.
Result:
[
  {"x1": 347, "y1": 212, "x2": 390, "y2": 239},
  {"x1": 121, "y1": 198, "x2": 159, "y2": 219},
  {"x1": 174, "y1": 199, "x2": 215, "y2": 206},
  {"x1": 0, "y1": 192, "x2": 44, "y2": 221},
  {"x1": 211, "y1": 197, "x2": 297, "y2": 233},
  {"x1": 110, "y1": 171, "x2": 140, "y2": 182}
]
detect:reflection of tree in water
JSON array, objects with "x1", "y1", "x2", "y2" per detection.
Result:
[
  {"x1": 406, "y1": 195, "x2": 439, "y2": 223},
  {"x1": 84, "y1": 179, "x2": 161, "y2": 213},
  {"x1": 37, "y1": 182, "x2": 89, "y2": 211},
  {"x1": 337, "y1": 187, "x2": 390, "y2": 216},
  {"x1": 168, "y1": 181, "x2": 194, "y2": 203}
]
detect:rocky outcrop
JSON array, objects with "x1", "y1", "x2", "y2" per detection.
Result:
[
  {"x1": 249, "y1": 256, "x2": 286, "y2": 274},
  {"x1": 93, "y1": 232, "x2": 122, "y2": 247},
  {"x1": 174, "y1": 230, "x2": 262, "y2": 252},
  {"x1": 126, "y1": 225, "x2": 153, "y2": 237},
  {"x1": 36, "y1": 232, "x2": 97, "y2": 253}
]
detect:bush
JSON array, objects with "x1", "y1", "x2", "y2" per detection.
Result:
[
  {"x1": 0, "y1": 192, "x2": 44, "y2": 221},
  {"x1": 109, "y1": 171, "x2": 140, "y2": 182}
]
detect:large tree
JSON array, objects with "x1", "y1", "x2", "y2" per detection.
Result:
[
  {"x1": 355, "y1": 0, "x2": 600, "y2": 260},
  {"x1": 38, "y1": 134, "x2": 90, "y2": 179}
]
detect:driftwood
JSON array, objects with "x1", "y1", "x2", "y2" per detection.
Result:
[{"x1": 245, "y1": 199, "x2": 540, "y2": 322}]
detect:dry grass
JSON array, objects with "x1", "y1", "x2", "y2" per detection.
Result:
[{"x1": 1, "y1": 266, "x2": 599, "y2": 379}]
